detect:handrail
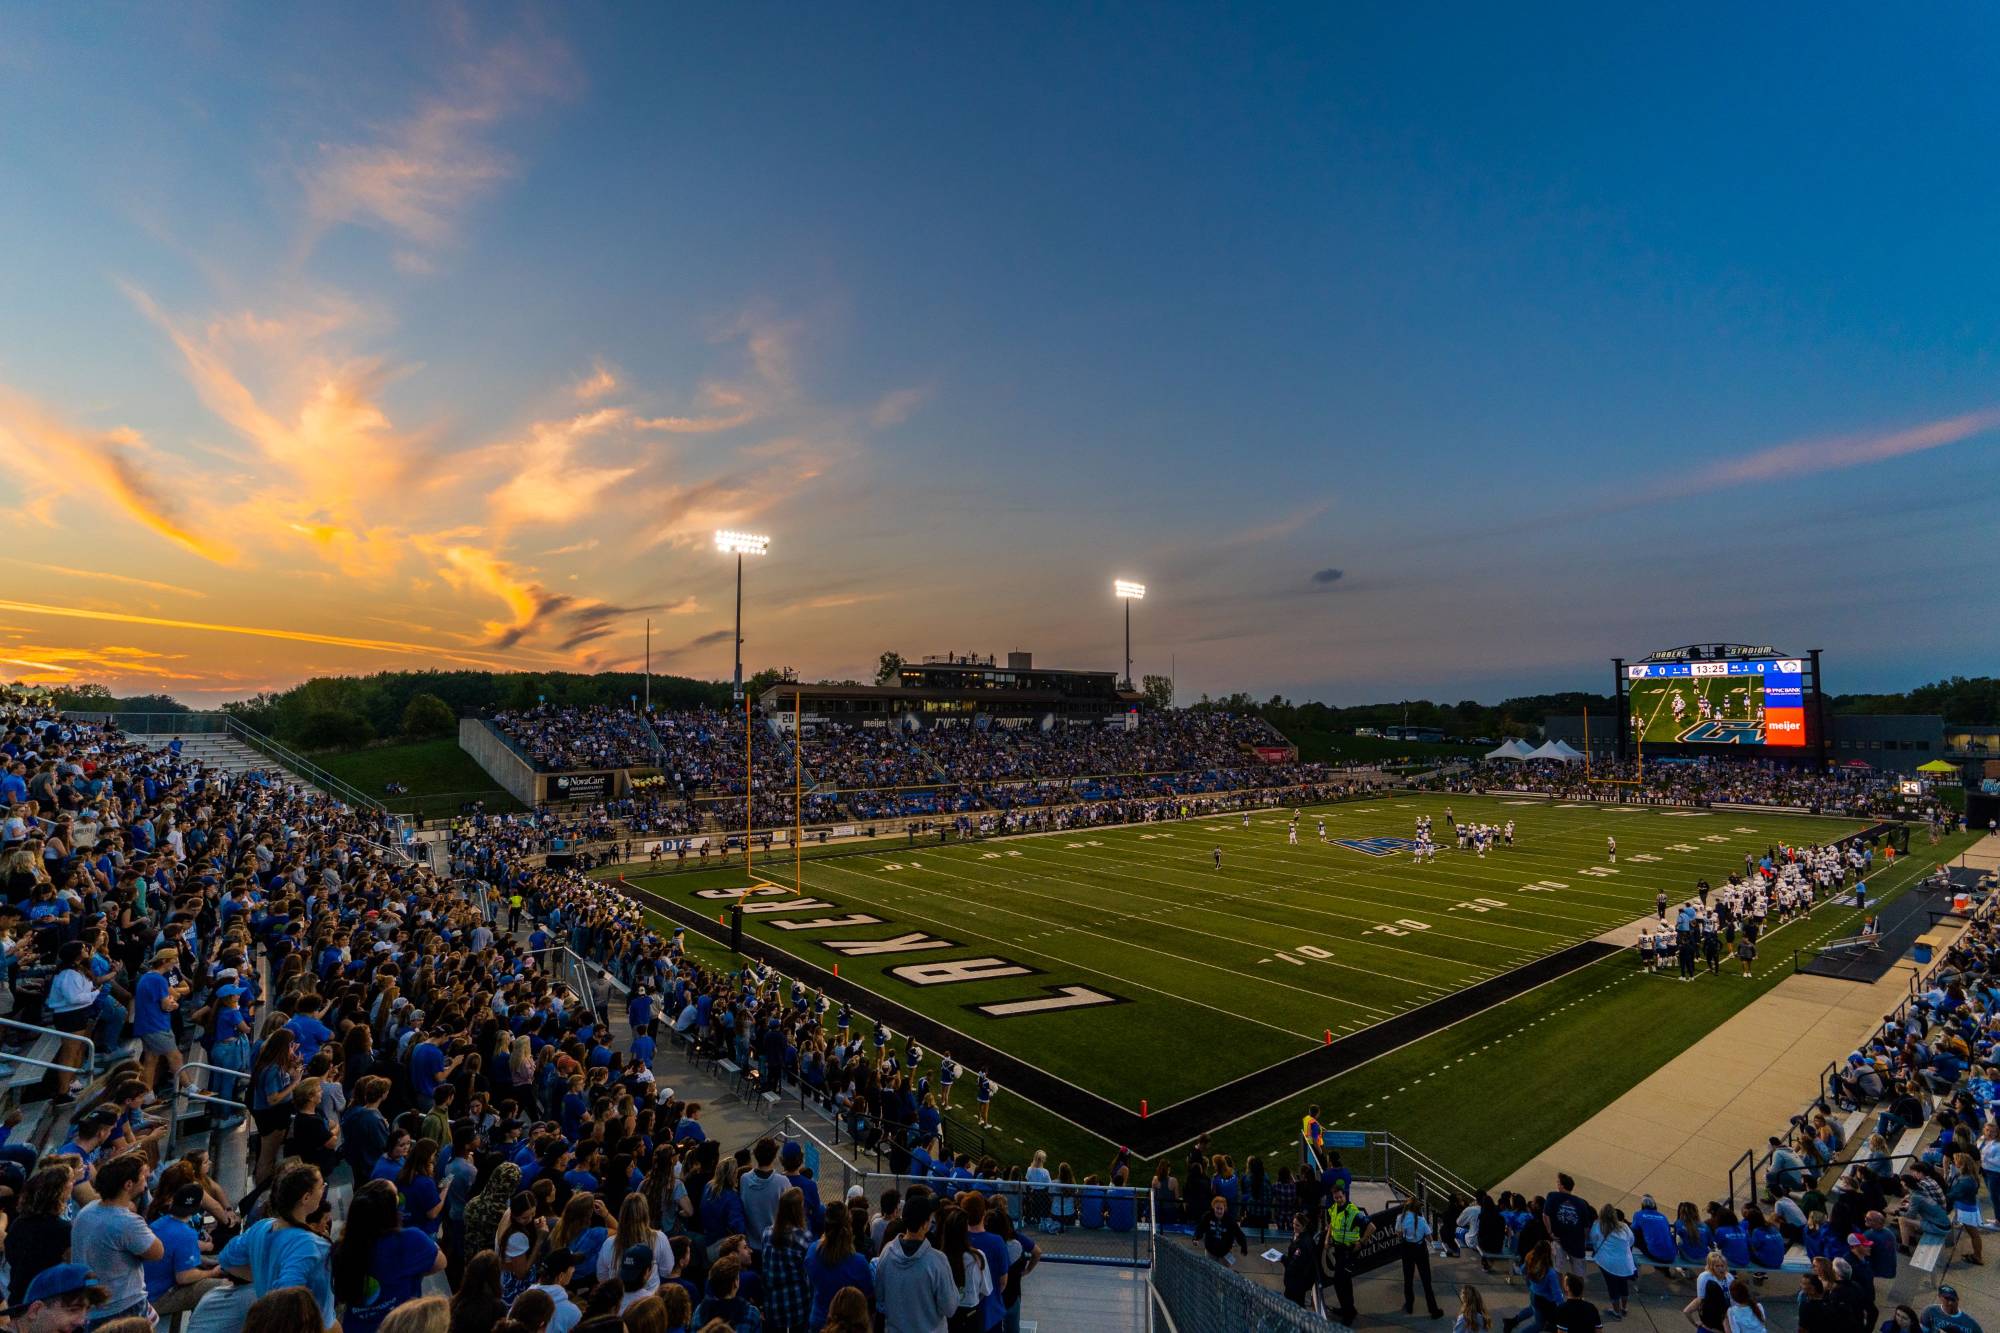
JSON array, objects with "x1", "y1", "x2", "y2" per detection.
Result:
[
  {"x1": 0, "y1": 1015, "x2": 94, "y2": 1077},
  {"x1": 532, "y1": 945, "x2": 626, "y2": 1025},
  {"x1": 222, "y1": 715, "x2": 384, "y2": 812},
  {"x1": 168, "y1": 1062, "x2": 249, "y2": 1157},
  {"x1": 56, "y1": 708, "x2": 385, "y2": 813}
]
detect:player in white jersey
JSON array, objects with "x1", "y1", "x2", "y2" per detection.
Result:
[
  {"x1": 1607, "y1": 835, "x2": 1617, "y2": 863},
  {"x1": 1503, "y1": 820, "x2": 1515, "y2": 847},
  {"x1": 1317, "y1": 819, "x2": 1327, "y2": 842},
  {"x1": 1288, "y1": 823, "x2": 1299, "y2": 846},
  {"x1": 1242, "y1": 812, "x2": 1250, "y2": 828}
]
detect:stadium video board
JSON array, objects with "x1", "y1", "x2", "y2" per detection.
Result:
[{"x1": 1625, "y1": 658, "x2": 1807, "y2": 747}]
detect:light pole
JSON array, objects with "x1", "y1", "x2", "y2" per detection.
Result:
[
  {"x1": 715, "y1": 530, "x2": 770, "y2": 702},
  {"x1": 1114, "y1": 579, "x2": 1145, "y2": 690}
]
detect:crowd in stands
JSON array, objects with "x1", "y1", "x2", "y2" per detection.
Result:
[
  {"x1": 489, "y1": 703, "x2": 1329, "y2": 829},
  {"x1": 1438, "y1": 757, "x2": 1928, "y2": 818},
  {"x1": 0, "y1": 697, "x2": 1092, "y2": 1333},
  {"x1": 4, "y1": 688, "x2": 1990, "y2": 1333},
  {"x1": 492, "y1": 707, "x2": 659, "y2": 773}
]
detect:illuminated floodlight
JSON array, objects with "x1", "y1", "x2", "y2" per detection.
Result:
[
  {"x1": 1114, "y1": 579, "x2": 1146, "y2": 600},
  {"x1": 715, "y1": 530, "x2": 770, "y2": 556}
]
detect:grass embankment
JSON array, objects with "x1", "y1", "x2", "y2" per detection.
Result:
[{"x1": 315, "y1": 738, "x2": 524, "y2": 818}]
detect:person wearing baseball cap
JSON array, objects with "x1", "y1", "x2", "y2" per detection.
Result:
[
  {"x1": 132, "y1": 947, "x2": 185, "y2": 1100},
  {"x1": 530, "y1": 1251, "x2": 582, "y2": 1333},
  {"x1": 1921, "y1": 1286, "x2": 1981, "y2": 1333},
  {"x1": 146, "y1": 1184, "x2": 220, "y2": 1317},
  {"x1": 5, "y1": 1264, "x2": 106, "y2": 1333},
  {"x1": 616, "y1": 1242, "x2": 659, "y2": 1311}
]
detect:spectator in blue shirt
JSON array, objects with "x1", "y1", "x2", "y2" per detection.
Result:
[
  {"x1": 145, "y1": 1184, "x2": 219, "y2": 1317},
  {"x1": 675, "y1": 1102, "x2": 707, "y2": 1143},
  {"x1": 285, "y1": 996, "x2": 334, "y2": 1065},
  {"x1": 132, "y1": 949, "x2": 185, "y2": 1097},
  {"x1": 409, "y1": 1029, "x2": 457, "y2": 1112},
  {"x1": 373, "y1": 1128, "x2": 413, "y2": 1183}
]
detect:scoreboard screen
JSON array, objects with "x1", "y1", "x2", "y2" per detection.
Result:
[{"x1": 1626, "y1": 658, "x2": 1807, "y2": 747}]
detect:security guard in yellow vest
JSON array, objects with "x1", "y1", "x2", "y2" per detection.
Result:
[
  {"x1": 507, "y1": 890, "x2": 524, "y2": 931},
  {"x1": 1321, "y1": 1184, "x2": 1375, "y2": 1326}
]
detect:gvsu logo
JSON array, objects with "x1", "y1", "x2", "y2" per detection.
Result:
[{"x1": 1333, "y1": 837, "x2": 1421, "y2": 857}]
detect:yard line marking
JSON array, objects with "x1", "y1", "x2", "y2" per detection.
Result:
[
  {"x1": 938, "y1": 841, "x2": 1508, "y2": 980},
  {"x1": 814, "y1": 857, "x2": 1395, "y2": 1026}
]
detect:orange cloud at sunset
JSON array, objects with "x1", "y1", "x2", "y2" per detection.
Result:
[{"x1": 0, "y1": 389, "x2": 236, "y2": 565}]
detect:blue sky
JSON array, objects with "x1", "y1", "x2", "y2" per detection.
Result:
[{"x1": 0, "y1": 4, "x2": 1994, "y2": 703}]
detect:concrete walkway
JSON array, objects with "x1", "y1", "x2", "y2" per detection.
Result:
[{"x1": 1498, "y1": 837, "x2": 2000, "y2": 1213}]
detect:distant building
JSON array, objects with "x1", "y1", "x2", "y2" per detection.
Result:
[
  {"x1": 1541, "y1": 716, "x2": 1619, "y2": 762},
  {"x1": 1828, "y1": 714, "x2": 1946, "y2": 773}
]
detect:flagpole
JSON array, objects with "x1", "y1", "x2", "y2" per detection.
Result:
[{"x1": 644, "y1": 618, "x2": 650, "y2": 713}]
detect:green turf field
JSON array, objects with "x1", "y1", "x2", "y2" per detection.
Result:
[{"x1": 612, "y1": 793, "x2": 1966, "y2": 1183}]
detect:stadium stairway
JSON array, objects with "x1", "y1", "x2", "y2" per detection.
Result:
[{"x1": 133, "y1": 730, "x2": 313, "y2": 787}]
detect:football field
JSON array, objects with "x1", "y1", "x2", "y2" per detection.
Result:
[{"x1": 610, "y1": 792, "x2": 1938, "y2": 1175}]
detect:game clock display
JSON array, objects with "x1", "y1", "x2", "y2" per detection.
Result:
[{"x1": 1625, "y1": 658, "x2": 1807, "y2": 747}]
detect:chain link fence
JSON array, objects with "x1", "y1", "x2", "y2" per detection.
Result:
[{"x1": 1149, "y1": 1236, "x2": 1343, "y2": 1332}]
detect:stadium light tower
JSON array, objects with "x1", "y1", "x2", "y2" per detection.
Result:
[
  {"x1": 1114, "y1": 579, "x2": 1145, "y2": 690},
  {"x1": 716, "y1": 530, "x2": 770, "y2": 701}
]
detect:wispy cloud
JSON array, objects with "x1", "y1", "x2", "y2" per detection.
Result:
[
  {"x1": 299, "y1": 33, "x2": 576, "y2": 257},
  {"x1": 420, "y1": 542, "x2": 552, "y2": 647},
  {"x1": 0, "y1": 642, "x2": 199, "y2": 683},
  {"x1": 1311, "y1": 567, "x2": 1344, "y2": 586},
  {"x1": 1664, "y1": 407, "x2": 2000, "y2": 498},
  {"x1": 870, "y1": 387, "x2": 927, "y2": 428},
  {"x1": 0, "y1": 559, "x2": 208, "y2": 599},
  {"x1": 488, "y1": 408, "x2": 636, "y2": 527},
  {"x1": 0, "y1": 388, "x2": 234, "y2": 564},
  {"x1": 0, "y1": 597, "x2": 507, "y2": 664},
  {"x1": 573, "y1": 363, "x2": 618, "y2": 401},
  {"x1": 634, "y1": 410, "x2": 755, "y2": 434},
  {"x1": 657, "y1": 628, "x2": 734, "y2": 660}
]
